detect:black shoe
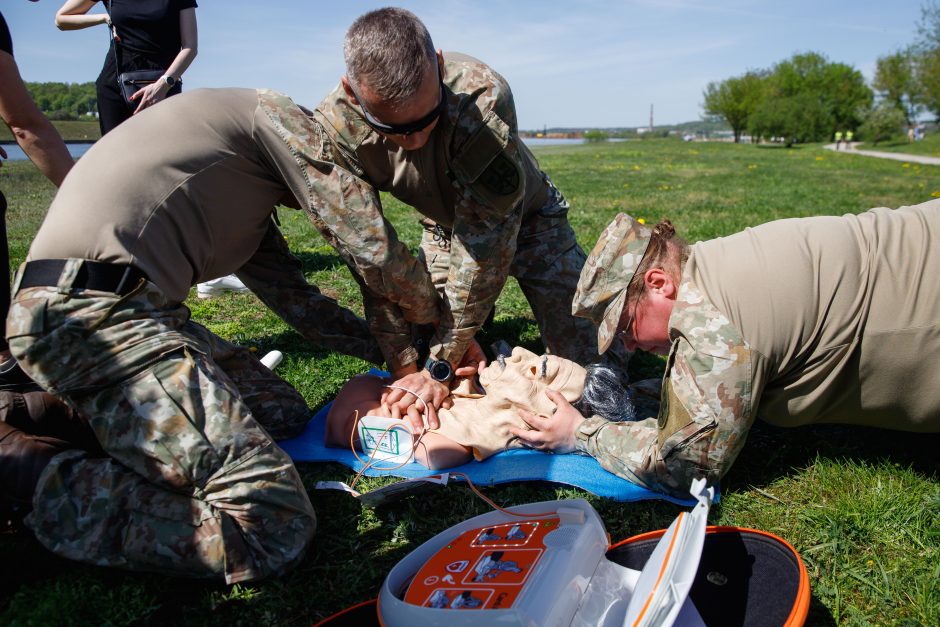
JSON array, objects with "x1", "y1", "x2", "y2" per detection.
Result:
[{"x1": 0, "y1": 358, "x2": 41, "y2": 393}]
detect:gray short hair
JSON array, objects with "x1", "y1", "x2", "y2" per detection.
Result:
[{"x1": 344, "y1": 8, "x2": 437, "y2": 105}]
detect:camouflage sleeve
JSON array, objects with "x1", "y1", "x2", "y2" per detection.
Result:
[
  {"x1": 575, "y1": 281, "x2": 759, "y2": 498},
  {"x1": 430, "y1": 76, "x2": 526, "y2": 365},
  {"x1": 234, "y1": 221, "x2": 384, "y2": 365},
  {"x1": 256, "y1": 89, "x2": 442, "y2": 371}
]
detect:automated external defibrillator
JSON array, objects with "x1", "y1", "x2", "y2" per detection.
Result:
[
  {"x1": 378, "y1": 478, "x2": 714, "y2": 625},
  {"x1": 316, "y1": 477, "x2": 809, "y2": 626}
]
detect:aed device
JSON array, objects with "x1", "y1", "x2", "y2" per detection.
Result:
[{"x1": 317, "y1": 478, "x2": 810, "y2": 626}]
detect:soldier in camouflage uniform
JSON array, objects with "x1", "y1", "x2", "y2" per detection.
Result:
[
  {"x1": 312, "y1": 8, "x2": 627, "y2": 427},
  {"x1": 1, "y1": 87, "x2": 443, "y2": 581},
  {"x1": 512, "y1": 203, "x2": 940, "y2": 497}
]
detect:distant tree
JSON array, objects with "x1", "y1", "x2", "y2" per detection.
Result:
[
  {"x1": 916, "y1": 0, "x2": 940, "y2": 49},
  {"x1": 748, "y1": 93, "x2": 833, "y2": 147},
  {"x1": 767, "y1": 52, "x2": 872, "y2": 134},
  {"x1": 583, "y1": 129, "x2": 609, "y2": 142},
  {"x1": 910, "y1": 1, "x2": 940, "y2": 119},
  {"x1": 858, "y1": 102, "x2": 908, "y2": 144},
  {"x1": 24, "y1": 82, "x2": 97, "y2": 119},
  {"x1": 702, "y1": 71, "x2": 766, "y2": 142},
  {"x1": 874, "y1": 49, "x2": 921, "y2": 123},
  {"x1": 915, "y1": 48, "x2": 940, "y2": 118}
]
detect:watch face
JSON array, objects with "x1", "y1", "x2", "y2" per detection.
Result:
[{"x1": 429, "y1": 360, "x2": 452, "y2": 381}]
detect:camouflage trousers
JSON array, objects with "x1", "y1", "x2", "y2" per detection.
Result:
[
  {"x1": 6, "y1": 261, "x2": 315, "y2": 583},
  {"x1": 419, "y1": 187, "x2": 630, "y2": 372}
]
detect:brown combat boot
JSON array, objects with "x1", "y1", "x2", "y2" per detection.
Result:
[
  {"x1": 0, "y1": 421, "x2": 72, "y2": 527},
  {"x1": 0, "y1": 390, "x2": 103, "y2": 455}
]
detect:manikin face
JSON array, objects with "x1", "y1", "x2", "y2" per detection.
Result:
[
  {"x1": 479, "y1": 347, "x2": 586, "y2": 406},
  {"x1": 342, "y1": 51, "x2": 445, "y2": 151}
]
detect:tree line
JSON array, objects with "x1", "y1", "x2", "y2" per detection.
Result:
[
  {"x1": 704, "y1": 2, "x2": 940, "y2": 146},
  {"x1": 25, "y1": 81, "x2": 97, "y2": 121}
]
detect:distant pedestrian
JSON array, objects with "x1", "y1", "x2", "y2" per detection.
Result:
[
  {"x1": 908, "y1": 125, "x2": 915, "y2": 143},
  {"x1": 834, "y1": 130, "x2": 843, "y2": 150},
  {"x1": 845, "y1": 130, "x2": 854, "y2": 147}
]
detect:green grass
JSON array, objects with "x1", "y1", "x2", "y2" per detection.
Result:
[
  {"x1": 0, "y1": 119, "x2": 101, "y2": 142},
  {"x1": 1, "y1": 139, "x2": 938, "y2": 625},
  {"x1": 857, "y1": 131, "x2": 940, "y2": 158}
]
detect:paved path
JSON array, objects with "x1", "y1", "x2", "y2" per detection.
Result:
[{"x1": 824, "y1": 142, "x2": 940, "y2": 166}]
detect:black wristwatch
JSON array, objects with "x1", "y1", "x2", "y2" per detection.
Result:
[
  {"x1": 424, "y1": 357, "x2": 453, "y2": 383},
  {"x1": 161, "y1": 75, "x2": 179, "y2": 88}
]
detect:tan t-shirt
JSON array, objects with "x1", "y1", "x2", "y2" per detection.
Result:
[
  {"x1": 433, "y1": 346, "x2": 587, "y2": 460},
  {"x1": 690, "y1": 201, "x2": 940, "y2": 430},
  {"x1": 29, "y1": 88, "x2": 299, "y2": 303}
]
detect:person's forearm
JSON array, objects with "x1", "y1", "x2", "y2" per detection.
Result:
[
  {"x1": 55, "y1": 12, "x2": 108, "y2": 31},
  {"x1": 429, "y1": 212, "x2": 520, "y2": 364},
  {"x1": 13, "y1": 117, "x2": 74, "y2": 187},
  {"x1": 576, "y1": 415, "x2": 672, "y2": 491},
  {"x1": 0, "y1": 52, "x2": 74, "y2": 186},
  {"x1": 163, "y1": 47, "x2": 196, "y2": 82},
  {"x1": 164, "y1": 8, "x2": 198, "y2": 81},
  {"x1": 362, "y1": 289, "x2": 420, "y2": 372}
]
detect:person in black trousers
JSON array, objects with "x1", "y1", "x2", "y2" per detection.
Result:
[{"x1": 56, "y1": 0, "x2": 197, "y2": 134}]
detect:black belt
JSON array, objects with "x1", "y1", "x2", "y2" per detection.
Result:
[{"x1": 19, "y1": 260, "x2": 147, "y2": 296}]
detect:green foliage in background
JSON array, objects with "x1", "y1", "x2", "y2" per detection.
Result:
[
  {"x1": 25, "y1": 81, "x2": 98, "y2": 120},
  {"x1": 703, "y1": 71, "x2": 766, "y2": 142},
  {"x1": 859, "y1": 102, "x2": 909, "y2": 144},
  {"x1": 0, "y1": 139, "x2": 937, "y2": 625},
  {"x1": 704, "y1": 52, "x2": 871, "y2": 144}
]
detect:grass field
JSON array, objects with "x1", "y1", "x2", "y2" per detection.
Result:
[
  {"x1": 0, "y1": 119, "x2": 100, "y2": 142},
  {"x1": 859, "y1": 131, "x2": 940, "y2": 158},
  {"x1": 1, "y1": 138, "x2": 938, "y2": 625}
]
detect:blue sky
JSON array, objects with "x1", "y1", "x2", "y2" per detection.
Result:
[{"x1": 2, "y1": 1, "x2": 927, "y2": 128}]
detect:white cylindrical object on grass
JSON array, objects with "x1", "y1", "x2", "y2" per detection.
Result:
[{"x1": 260, "y1": 350, "x2": 283, "y2": 370}]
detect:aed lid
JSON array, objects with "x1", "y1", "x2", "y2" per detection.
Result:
[
  {"x1": 621, "y1": 477, "x2": 712, "y2": 627},
  {"x1": 608, "y1": 528, "x2": 810, "y2": 626}
]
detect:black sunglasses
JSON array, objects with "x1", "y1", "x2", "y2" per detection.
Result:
[
  {"x1": 615, "y1": 282, "x2": 642, "y2": 344},
  {"x1": 351, "y1": 74, "x2": 446, "y2": 136}
]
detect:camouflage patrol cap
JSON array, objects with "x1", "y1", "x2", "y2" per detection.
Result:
[{"x1": 572, "y1": 213, "x2": 652, "y2": 354}]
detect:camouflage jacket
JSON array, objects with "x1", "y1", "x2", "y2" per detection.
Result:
[
  {"x1": 313, "y1": 52, "x2": 551, "y2": 367},
  {"x1": 575, "y1": 275, "x2": 756, "y2": 497},
  {"x1": 257, "y1": 89, "x2": 446, "y2": 371}
]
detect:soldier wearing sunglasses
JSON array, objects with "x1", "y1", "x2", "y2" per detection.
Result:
[{"x1": 313, "y1": 8, "x2": 627, "y2": 429}]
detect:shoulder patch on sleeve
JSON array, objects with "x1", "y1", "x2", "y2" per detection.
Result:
[{"x1": 449, "y1": 110, "x2": 524, "y2": 214}]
